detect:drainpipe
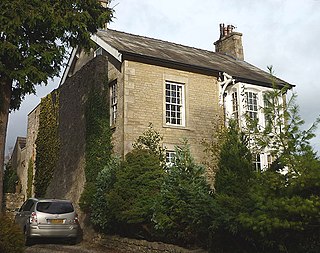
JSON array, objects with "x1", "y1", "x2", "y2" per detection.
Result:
[{"x1": 218, "y1": 72, "x2": 235, "y2": 125}]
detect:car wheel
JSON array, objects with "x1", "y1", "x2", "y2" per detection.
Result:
[
  {"x1": 68, "y1": 237, "x2": 78, "y2": 245},
  {"x1": 24, "y1": 228, "x2": 33, "y2": 246}
]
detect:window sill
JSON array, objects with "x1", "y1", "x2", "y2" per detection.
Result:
[{"x1": 162, "y1": 124, "x2": 193, "y2": 131}]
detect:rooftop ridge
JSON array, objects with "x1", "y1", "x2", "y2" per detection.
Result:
[{"x1": 98, "y1": 28, "x2": 218, "y2": 55}]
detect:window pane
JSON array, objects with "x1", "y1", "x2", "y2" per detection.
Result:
[
  {"x1": 246, "y1": 92, "x2": 258, "y2": 120},
  {"x1": 165, "y1": 81, "x2": 184, "y2": 125}
]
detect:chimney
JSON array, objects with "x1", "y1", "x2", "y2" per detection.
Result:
[
  {"x1": 214, "y1": 23, "x2": 244, "y2": 61},
  {"x1": 99, "y1": 0, "x2": 108, "y2": 8},
  {"x1": 99, "y1": 0, "x2": 109, "y2": 30}
]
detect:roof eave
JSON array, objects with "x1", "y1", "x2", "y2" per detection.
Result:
[
  {"x1": 234, "y1": 77, "x2": 294, "y2": 89},
  {"x1": 120, "y1": 51, "x2": 220, "y2": 76}
]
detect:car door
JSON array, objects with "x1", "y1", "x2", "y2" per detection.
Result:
[{"x1": 15, "y1": 199, "x2": 35, "y2": 229}]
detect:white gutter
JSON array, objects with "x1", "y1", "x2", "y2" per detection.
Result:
[
  {"x1": 90, "y1": 34, "x2": 122, "y2": 62},
  {"x1": 59, "y1": 47, "x2": 78, "y2": 86}
]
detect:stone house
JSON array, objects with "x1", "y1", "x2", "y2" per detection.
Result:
[
  {"x1": 7, "y1": 105, "x2": 40, "y2": 199},
  {"x1": 21, "y1": 24, "x2": 292, "y2": 202},
  {"x1": 8, "y1": 137, "x2": 26, "y2": 194},
  {"x1": 62, "y1": 24, "x2": 292, "y2": 168}
]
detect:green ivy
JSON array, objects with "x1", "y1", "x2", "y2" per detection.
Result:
[
  {"x1": 3, "y1": 162, "x2": 18, "y2": 193},
  {"x1": 79, "y1": 87, "x2": 112, "y2": 213},
  {"x1": 34, "y1": 90, "x2": 60, "y2": 197},
  {"x1": 26, "y1": 158, "x2": 34, "y2": 198}
]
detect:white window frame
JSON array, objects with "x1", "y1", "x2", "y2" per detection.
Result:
[
  {"x1": 110, "y1": 80, "x2": 117, "y2": 126},
  {"x1": 253, "y1": 153, "x2": 261, "y2": 171},
  {"x1": 245, "y1": 91, "x2": 258, "y2": 120},
  {"x1": 232, "y1": 91, "x2": 239, "y2": 120},
  {"x1": 166, "y1": 150, "x2": 176, "y2": 167},
  {"x1": 165, "y1": 81, "x2": 185, "y2": 126}
]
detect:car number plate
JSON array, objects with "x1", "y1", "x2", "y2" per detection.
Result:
[{"x1": 49, "y1": 219, "x2": 64, "y2": 224}]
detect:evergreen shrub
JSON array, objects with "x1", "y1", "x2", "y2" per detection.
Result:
[{"x1": 0, "y1": 214, "x2": 25, "y2": 253}]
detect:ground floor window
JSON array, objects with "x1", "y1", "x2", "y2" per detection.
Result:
[{"x1": 166, "y1": 150, "x2": 176, "y2": 167}]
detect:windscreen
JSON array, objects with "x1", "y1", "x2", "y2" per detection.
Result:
[{"x1": 36, "y1": 201, "x2": 74, "y2": 214}]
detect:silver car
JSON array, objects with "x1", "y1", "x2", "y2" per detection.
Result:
[{"x1": 15, "y1": 198, "x2": 80, "y2": 245}]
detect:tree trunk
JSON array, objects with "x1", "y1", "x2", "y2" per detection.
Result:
[{"x1": 0, "y1": 77, "x2": 12, "y2": 212}]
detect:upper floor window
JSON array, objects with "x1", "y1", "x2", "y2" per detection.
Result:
[
  {"x1": 165, "y1": 81, "x2": 185, "y2": 126},
  {"x1": 110, "y1": 80, "x2": 117, "y2": 126},
  {"x1": 253, "y1": 153, "x2": 261, "y2": 172},
  {"x1": 263, "y1": 93, "x2": 272, "y2": 128},
  {"x1": 245, "y1": 92, "x2": 258, "y2": 120},
  {"x1": 232, "y1": 91, "x2": 239, "y2": 120}
]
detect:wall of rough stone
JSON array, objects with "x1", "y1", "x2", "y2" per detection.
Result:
[
  {"x1": 24, "y1": 105, "x2": 41, "y2": 198},
  {"x1": 9, "y1": 137, "x2": 26, "y2": 196},
  {"x1": 4, "y1": 193, "x2": 24, "y2": 220},
  {"x1": 45, "y1": 55, "x2": 108, "y2": 213},
  {"x1": 99, "y1": 235, "x2": 208, "y2": 253},
  {"x1": 214, "y1": 32, "x2": 244, "y2": 60}
]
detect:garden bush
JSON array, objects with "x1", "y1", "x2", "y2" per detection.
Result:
[
  {"x1": 0, "y1": 214, "x2": 25, "y2": 253},
  {"x1": 153, "y1": 140, "x2": 214, "y2": 247}
]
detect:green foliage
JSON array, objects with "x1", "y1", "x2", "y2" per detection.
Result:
[
  {"x1": 0, "y1": 214, "x2": 25, "y2": 253},
  {"x1": 248, "y1": 67, "x2": 320, "y2": 173},
  {"x1": 80, "y1": 88, "x2": 112, "y2": 212},
  {"x1": 132, "y1": 123, "x2": 166, "y2": 167},
  {"x1": 91, "y1": 157, "x2": 120, "y2": 231},
  {"x1": 239, "y1": 70, "x2": 320, "y2": 252},
  {"x1": 3, "y1": 162, "x2": 18, "y2": 193},
  {"x1": 90, "y1": 125, "x2": 165, "y2": 238},
  {"x1": 26, "y1": 158, "x2": 34, "y2": 198},
  {"x1": 153, "y1": 140, "x2": 213, "y2": 247},
  {"x1": 215, "y1": 120, "x2": 254, "y2": 195},
  {"x1": 108, "y1": 149, "x2": 164, "y2": 237},
  {"x1": 209, "y1": 121, "x2": 257, "y2": 253},
  {"x1": 0, "y1": 0, "x2": 113, "y2": 110},
  {"x1": 34, "y1": 91, "x2": 60, "y2": 197},
  {"x1": 237, "y1": 164, "x2": 320, "y2": 252},
  {"x1": 208, "y1": 72, "x2": 320, "y2": 252}
]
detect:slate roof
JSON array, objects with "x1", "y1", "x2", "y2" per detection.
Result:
[{"x1": 96, "y1": 29, "x2": 292, "y2": 88}]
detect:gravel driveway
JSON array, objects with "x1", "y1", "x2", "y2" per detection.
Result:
[{"x1": 24, "y1": 240, "x2": 122, "y2": 253}]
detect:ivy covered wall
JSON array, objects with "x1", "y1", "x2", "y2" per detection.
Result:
[
  {"x1": 44, "y1": 55, "x2": 110, "y2": 208},
  {"x1": 34, "y1": 90, "x2": 60, "y2": 197}
]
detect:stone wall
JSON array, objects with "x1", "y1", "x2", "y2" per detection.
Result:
[
  {"x1": 113, "y1": 60, "x2": 221, "y2": 164},
  {"x1": 4, "y1": 193, "x2": 24, "y2": 220},
  {"x1": 24, "y1": 105, "x2": 41, "y2": 198},
  {"x1": 99, "y1": 235, "x2": 207, "y2": 253},
  {"x1": 45, "y1": 55, "x2": 108, "y2": 213}
]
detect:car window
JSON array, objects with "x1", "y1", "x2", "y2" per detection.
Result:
[
  {"x1": 36, "y1": 202, "x2": 74, "y2": 214},
  {"x1": 22, "y1": 200, "x2": 35, "y2": 211}
]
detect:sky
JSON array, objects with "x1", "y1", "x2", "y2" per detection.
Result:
[{"x1": 6, "y1": 0, "x2": 320, "y2": 156}]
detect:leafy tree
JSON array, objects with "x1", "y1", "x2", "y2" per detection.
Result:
[
  {"x1": 0, "y1": 0, "x2": 113, "y2": 209},
  {"x1": 0, "y1": 214, "x2": 24, "y2": 253},
  {"x1": 90, "y1": 124, "x2": 165, "y2": 236},
  {"x1": 209, "y1": 120, "x2": 257, "y2": 253},
  {"x1": 238, "y1": 84, "x2": 320, "y2": 252},
  {"x1": 153, "y1": 140, "x2": 214, "y2": 247},
  {"x1": 91, "y1": 157, "x2": 120, "y2": 231},
  {"x1": 3, "y1": 161, "x2": 18, "y2": 193},
  {"x1": 132, "y1": 123, "x2": 166, "y2": 167},
  {"x1": 107, "y1": 149, "x2": 164, "y2": 238}
]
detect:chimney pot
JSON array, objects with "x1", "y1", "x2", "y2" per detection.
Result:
[{"x1": 214, "y1": 24, "x2": 244, "y2": 60}]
